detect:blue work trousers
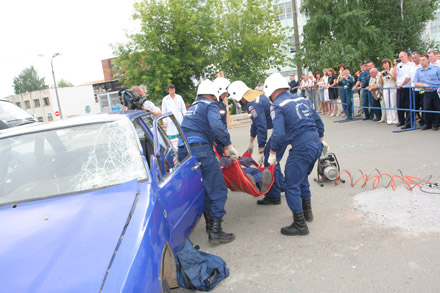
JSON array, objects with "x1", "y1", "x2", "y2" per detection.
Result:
[
  {"x1": 178, "y1": 144, "x2": 227, "y2": 220},
  {"x1": 341, "y1": 89, "x2": 353, "y2": 118},
  {"x1": 263, "y1": 136, "x2": 287, "y2": 199},
  {"x1": 243, "y1": 168, "x2": 263, "y2": 184},
  {"x1": 243, "y1": 167, "x2": 262, "y2": 187},
  {"x1": 284, "y1": 139, "x2": 322, "y2": 213},
  {"x1": 361, "y1": 89, "x2": 370, "y2": 119}
]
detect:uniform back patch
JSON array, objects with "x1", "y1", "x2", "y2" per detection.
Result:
[
  {"x1": 270, "y1": 110, "x2": 276, "y2": 120},
  {"x1": 270, "y1": 105, "x2": 276, "y2": 120}
]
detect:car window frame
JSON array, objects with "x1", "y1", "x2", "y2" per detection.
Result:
[{"x1": 151, "y1": 112, "x2": 192, "y2": 182}]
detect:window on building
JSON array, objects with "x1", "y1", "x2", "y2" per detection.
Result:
[
  {"x1": 24, "y1": 101, "x2": 31, "y2": 109},
  {"x1": 16, "y1": 102, "x2": 22, "y2": 108},
  {"x1": 275, "y1": 2, "x2": 293, "y2": 20},
  {"x1": 43, "y1": 97, "x2": 50, "y2": 106},
  {"x1": 33, "y1": 99, "x2": 41, "y2": 108},
  {"x1": 289, "y1": 36, "x2": 296, "y2": 53}
]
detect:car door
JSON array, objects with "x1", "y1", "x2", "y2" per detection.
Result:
[{"x1": 139, "y1": 113, "x2": 204, "y2": 249}]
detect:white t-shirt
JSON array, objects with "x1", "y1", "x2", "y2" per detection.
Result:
[
  {"x1": 396, "y1": 62, "x2": 412, "y2": 87},
  {"x1": 431, "y1": 60, "x2": 440, "y2": 67},
  {"x1": 410, "y1": 63, "x2": 422, "y2": 89},
  {"x1": 161, "y1": 94, "x2": 186, "y2": 136}
]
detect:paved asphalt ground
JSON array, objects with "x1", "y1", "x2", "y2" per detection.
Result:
[{"x1": 186, "y1": 104, "x2": 440, "y2": 292}]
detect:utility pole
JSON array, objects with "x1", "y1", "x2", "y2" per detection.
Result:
[
  {"x1": 51, "y1": 53, "x2": 63, "y2": 119},
  {"x1": 291, "y1": 0, "x2": 302, "y2": 77}
]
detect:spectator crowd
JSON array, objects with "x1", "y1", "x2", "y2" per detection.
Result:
[{"x1": 289, "y1": 50, "x2": 440, "y2": 131}]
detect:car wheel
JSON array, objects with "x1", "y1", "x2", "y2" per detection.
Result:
[{"x1": 160, "y1": 243, "x2": 178, "y2": 293}]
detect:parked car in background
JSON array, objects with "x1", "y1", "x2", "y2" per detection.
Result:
[
  {"x1": 0, "y1": 98, "x2": 39, "y2": 130},
  {"x1": 0, "y1": 111, "x2": 205, "y2": 292}
]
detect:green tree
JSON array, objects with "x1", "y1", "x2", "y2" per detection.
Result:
[
  {"x1": 113, "y1": 0, "x2": 292, "y2": 103},
  {"x1": 112, "y1": 0, "x2": 216, "y2": 104},
  {"x1": 367, "y1": 0, "x2": 439, "y2": 53},
  {"x1": 57, "y1": 79, "x2": 74, "y2": 88},
  {"x1": 13, "y1": 66, "x2": 48, "y2": 94},
  {"x1": 211, "y1": 0, "x2": 292, "y2": 87},
  {"x1": 298, "y1": 0, "x2": 439, "y2": 73}
]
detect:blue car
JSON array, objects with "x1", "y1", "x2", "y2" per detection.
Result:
[{"x1": 0, "y1": 111, "x2": 205, "y2": 292}]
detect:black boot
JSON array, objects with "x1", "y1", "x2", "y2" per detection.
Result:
[
  {"x1": 203, "y1": 212, "x2": 211, "y2": 233},
  {"x1": 209, "y1": 219, "x2": 235, "y2": 244},
  {"x1": 281, "y1": 212, "x2": 309, "y2": 236},
  {"x1": 302, "y1": 198, "x2": 313, "y2": 222},
  {"x1": 257, "y1": 196, "x2": 281, "y2": 205}
]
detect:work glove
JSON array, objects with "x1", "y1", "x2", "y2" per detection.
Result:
[
  {"x1": 247, "y1": 139, "x2": 254, "y2": 154},
  {"x1": 227, "y1": 145, "x2": 239, "y2": 160},
  {"x1": 268, "y1": 152, "x2": 277, "y2": 166},
  {"x1": 321, "y1": 140, "x2": 329, "y2": 157},
  {"x1": 258, "y1": 151, "x2": 265, "y2": 166}
]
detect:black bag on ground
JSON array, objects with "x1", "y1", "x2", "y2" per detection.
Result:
[{"x1": 175, "y1": 238, "x2": 229, "y2": 291}]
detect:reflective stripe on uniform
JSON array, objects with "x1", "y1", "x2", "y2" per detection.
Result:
[
  {"x1": 279, "y1": 97, "x2": 305, "y2": 107},
  {"x1": 192, "y1": 99, "x2": 212, "y2": 106}
]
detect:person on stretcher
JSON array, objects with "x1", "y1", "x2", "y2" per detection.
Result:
[{"x1": 219, "y1": 149, "x2": 272, "y2": 194}]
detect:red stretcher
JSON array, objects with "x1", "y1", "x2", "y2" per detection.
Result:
[{"x1": 218, "y1": 150, "x2": 276, "y2": 197}]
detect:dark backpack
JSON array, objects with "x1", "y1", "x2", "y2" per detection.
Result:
[{"x1": 175, "y1": 238, "x2": 229, "y2": 291}]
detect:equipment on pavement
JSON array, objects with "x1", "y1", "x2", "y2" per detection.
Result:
[{"x1": 314, "y1": 152, "x2": 343, "y2": 187}]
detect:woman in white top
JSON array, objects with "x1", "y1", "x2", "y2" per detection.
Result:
[
  {"x1": 322, "y1": 68, "x2": 330, "y2": 114},
  {"x1": 315, "y1": 71, "x2": 325, "y2": 114},
  {"x1": 380, "y1": 58, "x2": 398, "y2": 125}
]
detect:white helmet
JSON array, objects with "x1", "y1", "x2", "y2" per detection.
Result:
[
  {"x1": 227, "y1": 80, "x2": 250, "y2": 102},
  {"x1": 196, "y1": 79, "x2": 217, "y2": 97},
  {"x1": 213, "y1": 77, "x2": 231, "y2": 101},
  {"x1": 263, "y1": 72, "x2": 289, "y2": 98}
]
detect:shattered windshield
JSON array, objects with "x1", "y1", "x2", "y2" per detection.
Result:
[
  {"x1": 0, "y1": 119, "x2": 148, "y2": 205},
  {"x1": 0, "y1": 100, "x2": 38, "y2": 128}
]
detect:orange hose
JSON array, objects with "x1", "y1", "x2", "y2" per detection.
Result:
[{"x1": 335, "y1": 170, "x2": 432, "y2": 191}]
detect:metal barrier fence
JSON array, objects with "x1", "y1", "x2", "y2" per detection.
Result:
[{"x1": 304, "y1": 86, "x2": 440, "y2": 133}]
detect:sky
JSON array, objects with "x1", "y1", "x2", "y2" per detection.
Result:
[{"x1": 0, "y1": 0, "x2": 138, "y2": 98}]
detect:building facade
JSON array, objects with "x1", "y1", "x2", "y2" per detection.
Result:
[
  {"x1": 271, "y1": 0, "x2": 306, "y2": 78},
  {"x1": 424, "y1": 8, "x2": 440, "y2": 45},
  {"x1": 7, "y1": 86, "x2": 99, "y2": 123}
]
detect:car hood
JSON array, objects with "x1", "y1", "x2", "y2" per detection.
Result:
[{"x1": 0, "y1": 179, "x2": 140, "y2": 293}]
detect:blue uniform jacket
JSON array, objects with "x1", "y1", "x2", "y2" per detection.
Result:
[
  {"x1": 218, "y1": 101, "x2": 227, "y2": 127},
  {"x1": 338, "y1": 76, "x2": 356, "y2": 94},
  {"x1": 246, "y1": 95, "x2": 273, "y2": 148},
  {"x1": 359, "y1": 71, "x2": 370, "y2": 88},
  {"x1": 270, "y1": 91, "x2": 324, "y2": 152},
  {"x1": 180, "y1": 97, "x2": 231, "y2": 147},
  {"x1": 413, "y1": 65, "x2": 440, "y2": 92}
]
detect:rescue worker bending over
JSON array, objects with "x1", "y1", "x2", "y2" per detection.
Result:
[
  {"x1": 177, "y1": 79, "x2": 239, "y2": 244},
  {"x1": 227, "y1": 81, "x2": 287, "y2": 205},
  {"x1": 213, "y1": 77, "x2": 231, "y2": 156},
  {"x1": 263, "y1": 72, "x2": 328, "y2": 236}
]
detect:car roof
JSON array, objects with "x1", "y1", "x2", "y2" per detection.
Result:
[{"x1": 0, "y1": 110, "x2": 148, "y2": 139}]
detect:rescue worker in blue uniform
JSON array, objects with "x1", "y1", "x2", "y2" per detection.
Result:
[
  {"x1": 213, "y1": 77, "x2": 231, "y2": 156},
  {"x1": 227, "y1": 81, "x2": 287, "y2": 205},
  {"x1": 263, "y1": 72, "x2": 328, "y2": 236},
  {"x1": 353, "y1": 62, "x2": 371, "y2": 120},
  {"x1": 178, "y1": 79, "x2": 239, "y2": 244}
]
